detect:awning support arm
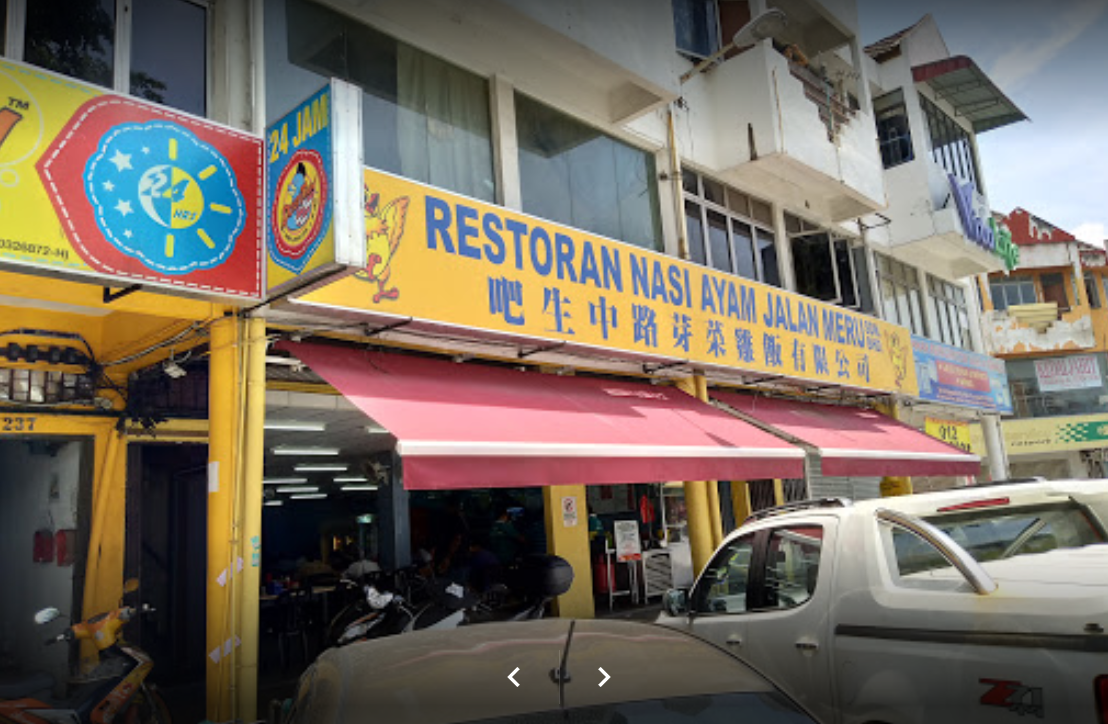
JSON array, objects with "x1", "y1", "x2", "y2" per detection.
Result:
[
  {"x1": 517, "y1": 341, "x2": 566, "y2": 359},
  {"x1": 103, "y1": 284, "x2": 143, "y2": 304}
]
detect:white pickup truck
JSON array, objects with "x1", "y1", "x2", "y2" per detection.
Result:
[{"x1": 658, "y1": 482, "x2": 1108, "y2": 724}]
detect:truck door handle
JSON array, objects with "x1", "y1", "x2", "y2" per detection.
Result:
[
  {"x1": 795, "y1": 641, "x2": 819, "y2": 652},
  {"x1": 726, "y1": 635, "x2": 743, "y2": 648}
]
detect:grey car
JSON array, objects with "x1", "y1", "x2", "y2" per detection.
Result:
[{"x1": 281, "y1": 618, "x2": 816, "y2": 724}]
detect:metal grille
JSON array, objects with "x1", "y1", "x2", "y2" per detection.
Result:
[
  {"x1": 782, "y1": 479, "x2": 809, "y2": 502},
  {"x1": 749, "y1": 480, "x2": 777, "y2": 512}
]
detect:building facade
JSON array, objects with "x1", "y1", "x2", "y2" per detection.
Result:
[
  {"x1": 0, "y1": 1, "x2": 1030, "y2": 720},
  {"x1": 975, "y1": 207, "x2": 1108, "y2": 479}
]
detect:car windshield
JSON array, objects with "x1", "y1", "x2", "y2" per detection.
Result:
[{"x1": 895, "y1": 501, "x2": 1105, "y2": 574}]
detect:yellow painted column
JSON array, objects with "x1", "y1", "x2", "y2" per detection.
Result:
[
  {"x1": 874, "y1": 400, "x2": 913, "y2": 497},
  {"x1": 731, "y1": 482, "x2": 752, "y2": 526},
  {"x1": 675, "y1": 376, "x2": 719, "y2": 574},
  {"x1": 773, "y1": 479, "x2": 785, "y2": 506},
  {"x1": 207, "y1": 315, "x2": 241, "y2": 721},
  {"x1": 542, "y1": 485, "x2": 595, "y2": 618},
  {"x1": 236, "y1": 317, "x2": 266, "y2": 721}
]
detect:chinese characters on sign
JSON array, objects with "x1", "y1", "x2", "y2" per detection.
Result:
[{"x1": 299, "y1": 168, "x2": 919, "y2": 396}]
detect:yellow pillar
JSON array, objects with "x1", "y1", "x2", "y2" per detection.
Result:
[
  {"x1": 773, "y1": 479, "x2": 785, "y2": 506},
  {"x1": 731, "y1": 482, "x2": 752, "y2": 526},
  {"x1": 675, "y1": 376, "x2": 719, "y2": 574},
  {"x1": 235, "y1": 317, "x2": 266, "y2": 721},
  {"x1": 207, "y1": 315, "x2": 241, "y2": 721},
  {"x1": 542, "y1": 485, "x2": 595, "y2": 618},
  {"x1": 874, "y1": 400, "x2": 914, "y2": 497}
]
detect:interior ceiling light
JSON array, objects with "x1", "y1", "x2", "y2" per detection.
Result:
[
  {"x1": 263, "y1": 477, "x2": 309, "y2": 485},
  {"x1": 366, "y1": 425, "x2": 389, "y2": 434},
  {"x1": 264, "y1": 420, "x2": 327, "y2": 432},
  {"x1": 294, "y1": 463, "x2": 348, "y2": 473},
  {"x1": 276, "y1": 485, "x2": 319, "y2": 494},
  {"x1": 291, "y1": 493, "x2": 328, "y2": 500},
  {"x1": 272, "y1": 446, "x2": 340, "y2": 456},
  {"x1": 265, "y1": 355, "x2": 304, "y2": 371},
  {"x1": 342, "y1": 484, "x2": 379, "y2": 492},
  {"x1": 334, "y1": 476, "x2": 367, "y2": 483},
  {"x1": 264, "y1": 500, "x2": 284, "y2": 507}
]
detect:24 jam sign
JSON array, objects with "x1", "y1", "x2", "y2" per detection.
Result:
[
  {"x1": 265, "y1": 84, "x2": 335, "y2": 293},
  {"x1": 0, "y1": 58, "x2": 263, "y2": 300}
]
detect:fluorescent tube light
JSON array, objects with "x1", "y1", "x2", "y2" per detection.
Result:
[
  {"x1": 294, "y1": 464, "x2": 348, "y2": 473},
  {"x1": 366, "y1": 426, "x2": 389, "y2": 434},
  {"x1": 263, "y1": 477, "x2": 309, "y2": 485},
  {"x1": 264, "y1": 500, "x2": 284, "y2": 507},
  {"x1": 264, "y1": 420, "x2": 327, "y2": 432},
  {"x1": 291, "y1": 493, "x2": 328, "y2": 500},
  {"x1": 342, "y1": 485, "x2": 379, "y2": 492},
  {"x1": 334, "y1": 476, "x2": 367, "y2": 483},
  {"x1": 272, "y1": 446, "x2": 340, "y2": 456},
  {"x1": 276, "y1": 485, "x2": 319, "y2": 494}
]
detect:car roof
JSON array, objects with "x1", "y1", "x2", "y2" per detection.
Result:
[{"x1": 296, "y1": 619, "x2": 785, "y2": 724}]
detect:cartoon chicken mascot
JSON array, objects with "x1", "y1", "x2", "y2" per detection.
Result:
[{"x1": 360, "y1": 185, "x2": 410, "y2": 303}]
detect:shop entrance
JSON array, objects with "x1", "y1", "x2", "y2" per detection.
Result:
[
  {"x1": 0, "y1": 437, "x2": 92, "y2": 690},
  {"x1": 125, "y1": 443, "x2": 208, "y2": 687}
]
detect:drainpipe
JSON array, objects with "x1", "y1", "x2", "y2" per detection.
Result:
[
  {"x1": 667, "y1": 107, "x2": 689, "y2": 261},
  {"x1": 980, "y1": 413, "x2": 1010, "y2": 482}
]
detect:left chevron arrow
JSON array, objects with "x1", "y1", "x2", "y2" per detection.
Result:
[{"x1": 508, "y1": 667, "x2": 520, "y2": 687}]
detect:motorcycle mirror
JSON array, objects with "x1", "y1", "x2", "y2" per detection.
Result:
[
  {"x1": 123, "y1": 579, "x2": 140, "y2": 594},
  {"x1": 34, "y1": 608, "x2": 62, "y2": 625}
]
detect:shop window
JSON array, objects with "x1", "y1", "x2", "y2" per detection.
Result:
[
  {"x1": 517, "y1": 94, "x2": 661, "y2": 249},
  {"x1": 927, "y1": 275, "x2": 972, "y2": 350},
  {"x1": 874, "y1": 89, "x2": 913, "y2": 169},
  {"x1": 989, "y1": 277, "x2": 1037, "y2": 312},
  {"x1": 24, "y1": 0, "x2": 116, "y2": 88},
  {"x1": 788, "y1": 214, "x2": 869, "y2": 310},
  {"x1": 876, "y1": 254, "x2": 925, "y2": 336},
  {"x1": 280, "y1": 0, "x2": 496, "y2": 202},
  {"x1": 1085, "y1": 274, "x2": 1102, "y2": 309},
  {"x1": 672, "y1": 0, "x2": 720, "y2": 59},
  {"x1": 130, "y1": 0, "x2": 208, "y2": 116},
  {"x1": 920, "y1": 94, "x2": 980, "y2": 190},
  {"x1": 1005, "y1": 354, "x2": 1108, "y2": 419},
  {"x1": 685, "y1": 170, "x2": 779, "y2": 285},
  {"x1": 1040, "y1": 272, "x2": 1069, "y2": 312},
  {"x1": 22, "y1": 0, "x2": 208, "y2": 116}
]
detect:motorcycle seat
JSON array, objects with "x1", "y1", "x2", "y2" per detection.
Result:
[{"x1": 0, "y1": 670, "x2": 55, "y2": 699}]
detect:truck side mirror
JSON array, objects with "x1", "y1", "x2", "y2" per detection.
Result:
[{"x1": 662, "y1": 588, "x2": 689, "y2": 617}]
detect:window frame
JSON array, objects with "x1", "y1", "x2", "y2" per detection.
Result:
[
  {"x1": 927, "y1": 275, "x2": 972, "y2": 350},
  {"x1": 672, "y1": 0, "x2": 721, "y2": 60},
  {"x1": 787, "y1": 212, "x2": 869, "y2": 311},
  {"x1": 1085, "y1": 273, "x2": 1102, "y2": 310},
  {"x1": 5, "y1": 0, "x2": 212, "y2": 116},
  {"x1": 875, "y1": 253, "x2": 925, "y2": 335},
  {"x1": 683, "y1": 169, "x2": 780, "y2": 286},
  {"x1": 873, "y1": 89, "x2": 914, "y2": 169},
  {"x1": 989, "y1": 277, "x2": 1038, "y2": 312},
  {"x1": 920, "y1": 94, "x2": 981, "y2": 190}
]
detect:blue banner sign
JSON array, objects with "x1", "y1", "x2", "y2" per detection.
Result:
[{"x1": 912, "y1": 335, "x2": 1012, "y2": 414}]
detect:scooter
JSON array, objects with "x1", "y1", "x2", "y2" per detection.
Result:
[{"x1": 0, "y1": 582, "x2": 169, "y2": 724}]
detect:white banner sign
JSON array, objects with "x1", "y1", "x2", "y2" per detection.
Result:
[
  {"x1": 1035, "y1": 355, "x2": 1102, "y2": 392},
  {"x1": 613, "y1": 520, "x2": 642, "y2": 562}
]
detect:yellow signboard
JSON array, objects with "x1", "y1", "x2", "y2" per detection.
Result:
[
  {"x1": 297, "y1": 169, "x2": 919, "y2": 396},
  {"x1": 970, "y1": 412, "x2": 1108, "y2": 456},
  {"x1": 925, "y1": 417, "x2": 972, "y2": 453}
]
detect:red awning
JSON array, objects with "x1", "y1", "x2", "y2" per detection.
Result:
[
  {"x1": 712, "y1": 392, "x2": 981, "y2": 478},
  {"x1": 281, "y1": 343, "x2": 805, "y2": 490}
]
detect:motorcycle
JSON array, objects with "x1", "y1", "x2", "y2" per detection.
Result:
[
  {"x1": 329, "y1": 554, "x2": 574, "y2": 647},
  {"x1": 0, "y1": 581, "x2": 169, "y2": 724}
]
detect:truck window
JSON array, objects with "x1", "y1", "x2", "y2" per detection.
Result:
[
  {"x1": 758, "y1": 526, "x2": 824, "y2": 610},
  {"x1": 692, "y1": 534, "x2": 756, "y2": 614},
  {"x1": 922, "y1": 502, "x2": 1104, "y2": 565}
]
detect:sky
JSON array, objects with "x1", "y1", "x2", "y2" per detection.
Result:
[{"x1": 858, "y1": 0, "x2": 1108, "y2": 245}]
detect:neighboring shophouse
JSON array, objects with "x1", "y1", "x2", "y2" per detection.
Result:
[
  {"x1": 0, "y1": 1, "x2": 1026, "y2": 721},
  {"x1": 974, "y1": 207, "x2": 1108, "y2": 480},
  {"x1": 852, "y1": 14, "x2": 1024, "y2": 490}
]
